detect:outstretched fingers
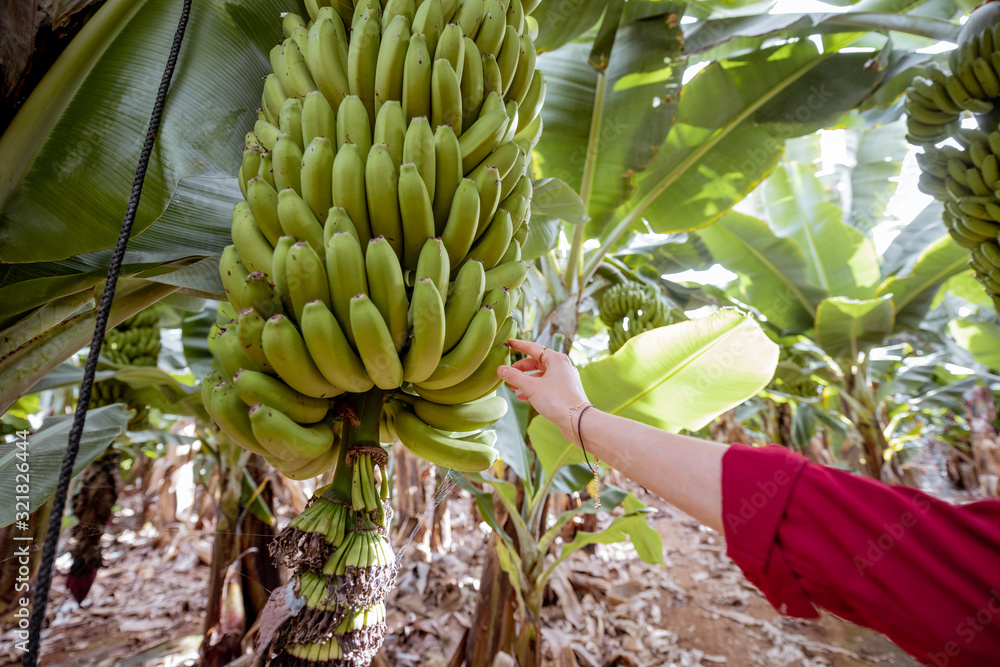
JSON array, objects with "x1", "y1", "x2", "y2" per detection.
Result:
[{"x1": 507, "y1": 338, "x2": 545, "y2": 358}]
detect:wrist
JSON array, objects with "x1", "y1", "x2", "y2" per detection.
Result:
[{"x1": 565, "y1": 401, "x2": 592, "y2": 446}]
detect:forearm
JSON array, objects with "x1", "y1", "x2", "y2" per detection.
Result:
[{"x1": 578, "y1": 409, "x2": 726, "y2": 533}]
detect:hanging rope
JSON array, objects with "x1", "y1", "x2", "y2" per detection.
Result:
[{"x1": 23, "y1": 1, "x2": 192, "y2": 664}]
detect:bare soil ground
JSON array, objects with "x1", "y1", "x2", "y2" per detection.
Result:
[{"x1": 0, "y1": 474, "x2": 921, "y2": 667}]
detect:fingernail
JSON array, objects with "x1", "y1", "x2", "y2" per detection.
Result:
[{"x1": 497, "y1": 366, "x2": 507, "y2": 378}]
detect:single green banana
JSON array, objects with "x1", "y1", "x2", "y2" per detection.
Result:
[
  {"x1": 499, "y1": 144, "x2": 527, "y2": 200},
  {"x1": 286, "y1": 241, "x2": 332, "y2": 322},
  {"x1": 403, "y1": 116, "x2": 437, "y2": 202},
  {"x1": 403, "y1": 32, "x2": 433, "y2": 122},
  {"x1": 279, "y1": 96, "x2": 305, "y2": 149},
  {"x1": 278, "y1": 441, "x2": 341, "y2": 480},
  {"x1": 484, "y1": 259, "x2": 529, "y2": 291},
  {"x1": 301, "y1": 90, "x2": 337, "y2": 147},
  {"x1": 408, "y1": 393, "x2": 508, "y2": 431},
  {"x1": 270, "y1": 235, "x2": 295, "y2": 315},
  {"x1": 300, "y1": 300, "x2": 375, "y2": 393},
  {"x1": 413, "y1": 0, "x2": 445, "y2": 53},
  {"x1": 374, "y1": 99, "x2": 407, "y2": 167},
  {"x1": 513, "y1": 109, "x2": 542, "y2": 147},
  {"x1": 493, "y1": 314, "x2": 517, "y2": 346},
  {"x1": 301, "y1": 136, "x2": 336, "y2": 221},
  {"x1": 413, "y1": 340, "x2": 509, "y2": 404},
  {"x1": 262, "y1": 314, "x2": 345, "y2": 398},
  {"x1": 216, "y1": 327, "x2": 261, "y2": 380},
  {"x1": 469, "y1": 139, "x2": 520, "y2": 183},
  {"x1": 282, "y1": 12, "x2": 305, "y2": 40},
  {"x1": 516, "y1": 69, "x2": 545, "y2": 134},
  {"x1": 374, "y1": 14, "x2": 411, "y2": 116},
  {"x1": 416, "y1": 304, "x2": 496, "y2": 390},
  {"x1": 501, "y1": 99, "x2": 520, "y2": 144},
  {"x1": 366, "y1": 235, "x2": 410, "y2": 350},
  {"x1": 460, "y1": 106, "x2": 508, "y2": 174},
  {"x1": 206, "y1": 380, "x2": 270, "y2": 456},
  {"x1": 326, "y1": 230, "x2": 370, "y2": 346},
  {"x1": 475, "y1": 0, "x2": 507, "y2": 57},
  {"x1": 277, "y1": 187, "x2": 326, "y2": 257},
  {"x1": 460, "y1": 37, "x2": 485, "y2": 132},
  {"x1": 399, "y1": 162, "x2": 437, "y2": 269},
  {"x1": 231, "y1": 203, "x2": 275, "y2": 278},
  {"x1": 257, "y1": 150, "x2": 276, "y2": 189},
  {"x1": 239, "y1": 146, "x2": 262, "y2": 199},
  {"x1": 402, "y1": 278, "x2": 447, "y2": 383},
  {"x1": 482, "y1": 285, "x2": 512, "y2": 327},
  {"x1": 443, "y1": 259, "x2": 486, "y2": 351},
  {"x1": 498, "y1": 237, "x2": 521, "y2": 264},
  {"x1": 352, "y1": 0, "x2": 381, "y2": 29},
  {"x1": 507, "y1": 0, "x2": 525, "y2": 32},
  {"x1": 236, "y1": 308, "x2": 276, "y2": 375},
  {"x1": 382, "y1": 0, "x2": 415, "y2": 31},
  {"x1": 474, "y1": 165, "x2": 502, "y2": 237},
  {"x1": 336, "y1": 94, "x2": 373, "y2": 162},
  {"x1": 306, "y1": 16, "x2": 351, "y2": 111},
  {"x1": 249, "y1": 403, "x2": 335, "y2": 462},
  {"x1": 481, "y1": 53, "x2": 504, "y2": 104},
  {"x1": 272, "y1": 132, "x2": 303, "y2": 194},
  {"x1": 350, "y1": 293, "x2": 405, "y2": 390},
  {"x1": 246, "y1": 176, "x2": 284, "y2": 246},
  {"x1": 431, "y1": 58, "x2": 464, "y2": 135},
  {"x1": 262, "y1": 73, "x2": 286, "y2": 124},
  {"x1": 366, "y1": 143, "x2": 405, "y2": 258},
  {"x1": 239, "y1": 271, "x2": 282, "y2": 319},
  {"x1": 348, "y1": 7, "x2": 382, "y2": 120},
  {"x1": 435, "y1": 24, "x2": 465, "y2": 80},
  {"x1": 233, "y1": 368, "x2": 331, "y2": 424},
  {"x1": 456, "y1": 0, "x2": 488, "y2": 39},
  {"x1": 393, "y1": 409, "x2": 498, "y2": 471},
  {"x1": 324, "y1": 206, "x2": 360, "y2": 246},
  {"x1": 495, "y1": 25, "x2": 520, "y2": 96},
  {"x1": 331, "y1": 142, "x2": 373, "y2": 246},
  {"x1": 499, "y1": 192, "x2": 528, "y2": 235},
  {"x1": 254, "y1": 119, "x2": 280, "y2": 152},
  {"x1": 441, "y1": 178, "x2": 481, "y2": 266},
  {"x1": 416, "y1": 236, "x2": 451, "y2": 298}
]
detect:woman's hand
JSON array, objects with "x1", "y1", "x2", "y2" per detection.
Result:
[{"x1": 497, "y1": 338, "x2": 590, "y2": 442}]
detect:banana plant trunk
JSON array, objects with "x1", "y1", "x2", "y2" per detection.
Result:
[{"x1": 843, "y1": 365, "x2": 889, "y2": 479}]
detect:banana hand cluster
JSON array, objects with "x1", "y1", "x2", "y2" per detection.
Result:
[
  {"x1": 598, "y1": 283, "x2": 675, "y2": 353},
  {"x1": 90, "y1": 307, "x2": 162, "y2": 430},
  {"x1": 906, "y1": 5, "x2": 1000, "y2": 312},
  {"x1": 212, "y1": 1, "x2": 546, "y2": 664}
]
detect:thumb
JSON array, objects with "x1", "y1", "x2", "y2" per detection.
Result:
[{"x1": 497, "y1": 365, "x2": 537, "y2": 394}]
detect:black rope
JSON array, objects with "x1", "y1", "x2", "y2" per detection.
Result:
[{"x1": 23, "y1": 1, "x2": 192, "y2": 664}]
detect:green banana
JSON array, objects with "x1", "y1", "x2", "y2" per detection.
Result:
[
  {"x1": 325, "y1": 230, "x2": 370, "y2": 346},
  {"x1": 484, "y1": 259, "x2": 529, "y2": 291},
  {"x1": 324, "y1": 206, "x2": 360, "y2": 246},
  {"x1": 456, "y1": 0, "x2": 488, "y2": 39},
  {"x1": 232, "y1": 202, "x2": 274, "y2": 278},
  {"x1": 416, "y1": 236, "x2": 451, "y2": 298},
  {"x1": 336, "y1": 94, "x2": 373, "y2": 162},
  {"x1": 382, "y1": 0, "x2": 415, "y2": 31},
  {"x1": 515, "y1": 69, "x2": 545, "y2": 134},
  {"x1": 300, "y1": 300, "x2": 375, "y2": 393},
  {"x1": 441, "y1": 178, "x2": 481, "y2": 266},
  {"x1": 262, "y1": 73, "x2": 286, "y2": 124},
  {"x1": 306, "y1": 16, "x2": 351, "y2": 111},
  {"x1": 257, "y1": 150, "x2": 276, "y2": 189},
  {"x1": 443, "y1": 258, "x2": 486, "y2": 351},
  {"x1": 475, "y1": 0, "x2": 506, "y2": 57},
  {"x1": 348, "y1": 7, "x2": 382, "y2": 121},
  {"x1": 236, "y1": 308, "x2": 276, "y2": 375},
  {"x1": 374, "y1": 99, "x2": 407, "y2": 167},
  {"x1": 460, "y1": 37, "x2": 485, "y2": 132},
  {"x1": 233, "y1": 368, "x2": 331, "y2": 424},
  {"x1": 286, "y1": 241, "x2": 332, "y2": 322},
  {"x1": 350, "y1": 293, "x2": 405, "y2": 390},
  {"x1": 431, "y1": 58, "x2": 464, "y2": 135},
  {"x1": 413, "y1": 339, "x2": 509, "y2": 405},
  {"x1": 277, "y1": 187, "x2": 325, "y2": 257},
  {"x1": 279, "y1": 97, "x2": 305, "y2": 149},
  {"x1": 216, "y1": 326, "x2": 261, "y2": 380},
  {"x1": 240, "y1": 146, "x2": 262, "y2": 199},
  {"x1": 262, "y1": 313, "x2": 345, "y2": 398},
  {"x1": 300, "y1": 136, "x2": 335, "y2": 221},
  {"x1": 254, "y1": 118, "x2": 280, "y2": 152},
  {"x1": 393, "y1": 409, "x2": 498, "y2": 471},
  {"x1": 474, "y1": 165, "x2": 502, "y2": 237},
  {"x1": 366, "y1": 143, "x2": 405, "y2": 258},
  {"x1": 404, "y1": 116, "x2": 437, "y2": 202},
  {"x1": 495, "y1": 26, "x2": 520, "y2": 96},
  {"x1": 497, "y1": 237, "x2": 521, "y2": 264},
  {"x1": 270, "y1": 235, "x2": 295, "y2": 315},
  {"x1": 482, "y1": 53, "x2": 503, "y2": 101},
  {"x1": 408, "y1": 393, "x2": 508, "y2": 431},
  {"x1": 278, "y1": 441, "x2": 340, "y2": 480},
  {"x1": 413, "y1": 0, "x2": 445, "y2": 54},
  {"x1": 206, "y1": 380, "x2": 270, "y2": 456},
  {"x1": 366, "y1": 235, "x2": 410, "y2": 350},
  {"x1": 249, "y1": 403, "x2": 335, "y2": 462},
  {"x1": 467, "y1": 208, "x2": 512, "y2": 270},
  {"x1": 240, "y1": 271, "x2": 282, "y2": 319},
  {"x1": 402, "y1": 278, "x2": 447, "y2": 383},
  {"x1": 301, "y1": 90, "x2": 337, "y2": 147},
  {"x1": 416, "y1": 304, "x2": 496, "y2": 390},
  {"x1": 399, "y1": 162, "x2": 437, "y2": 268},
  {"x1": 482, "y1": 285, "x2": 512, "y2": 327},
  {"x1": 272, "y1": 132, "x2": 303, "y2": 194},
  {"x1": 246, "y1": 176, "x2": 284, "y2": 246},
  {"x1": 332, "y1": 142, "x2": 373, "y2": 246},
  {"x1": 402, "y1": 32, "x2": 433, "y2": 122},
  {"x1": 374, "y1": 14, "x2": 411, "y2": 116}
]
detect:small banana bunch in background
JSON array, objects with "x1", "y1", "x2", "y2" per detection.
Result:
[
  {"x1": 90, "y1": 306, "x2": 162, "y2": 430},
  {"x1": 906, "y1": 1, "x2": 1000, "y2": 312},
  {"x1": 598, "y1": 283, "x2": 676, "y2": 354},
  {"x1": 200, "y1": 0, "x2": 544, "y2": 663}
]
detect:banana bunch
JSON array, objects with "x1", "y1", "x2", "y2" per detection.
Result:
[
  {"x1": 90, "y1": 307, "x2": 162, "y2": 430},
  {"x1": 906, "y1": 2, "x2": 1000, "y2": 312},
  {"x1": 598, "y1": 283, "x2": 674, "y2": 354},
  {"x1": 207, "y1": 0, "x2": 546, "y2": 664}
]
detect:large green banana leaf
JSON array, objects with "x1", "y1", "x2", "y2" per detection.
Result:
[
  {"x1": 697, "y1": 211, "x2": 825, "y2": 331},
  {"x1": 760, "y1": 162, "x2": 881, "y2": 299},
  {"x1": 846, "y1": 120, "x2": 909, "y2": 232},
  {"x1": 527, "y1": 309, "x2": 778, "y2": 473},
  {"x1": 814, "y1": 295, "x2": 895, "y2": 359},
  {"x1": 949, "y1": 319, "x2": 1000, "y2": 370},
  {"x1": 877, "y1": 234, "x2": 971, "y2": 330},
  {"x1": 0, "y1": 404, "x2": 131, "y2": 527}
]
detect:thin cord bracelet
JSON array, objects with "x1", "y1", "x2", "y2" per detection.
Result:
[{"x1": 576, "y1": 404, "x2": 600, "y2": 510}]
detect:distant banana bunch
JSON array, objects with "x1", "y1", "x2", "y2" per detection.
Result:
[
  {"x1": 906, "y1": 2, "x2": 1000, "y2": 312},
  {"x1": 90, "y1": 307, "x2": 161, "y2": 430},
  {"x1": 201, "y1": 0, "x2": 543, "y2": 663},
  {"x1": 598, "y1": 283, "x2": 674, "y2": 354}
]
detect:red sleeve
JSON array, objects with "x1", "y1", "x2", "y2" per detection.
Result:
[{"x1": 722, "y1": 443, "x2": 1000, "y2": 667}]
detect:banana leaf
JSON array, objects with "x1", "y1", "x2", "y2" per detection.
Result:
[
  {"x1": 949, "y1": 319, "x2": 1000, "y2": 370},
  {"x1": 528, "y1": 309, "x2": 778, "y2": 473},
  {"x1": 0, "y1": 404, "x2": 131, "y2": 527},
  {"x1": 877, "y1": 234, "x2": 971, "y2": 330},
  {"x1": 814, "y1": 295, "x2": 896, "y2": 359}
]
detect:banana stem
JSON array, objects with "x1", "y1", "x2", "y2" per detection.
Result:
[{"x1": 323, "y1": 389, "x2": 388, "y2": 506}]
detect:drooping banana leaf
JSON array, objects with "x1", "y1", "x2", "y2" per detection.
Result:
[
  {"x1": 814, "y1": 295, "x2": 896, "y2": 359},
  {"x1": 877, "y1": 235, "x2": 971, "y2": 331},
  {"x1": 948, "y1": 319, "x2": 1000, "y2": 370},
  {"x1": 527, "y1": 309, "x2": 778, "y2": 473}
]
